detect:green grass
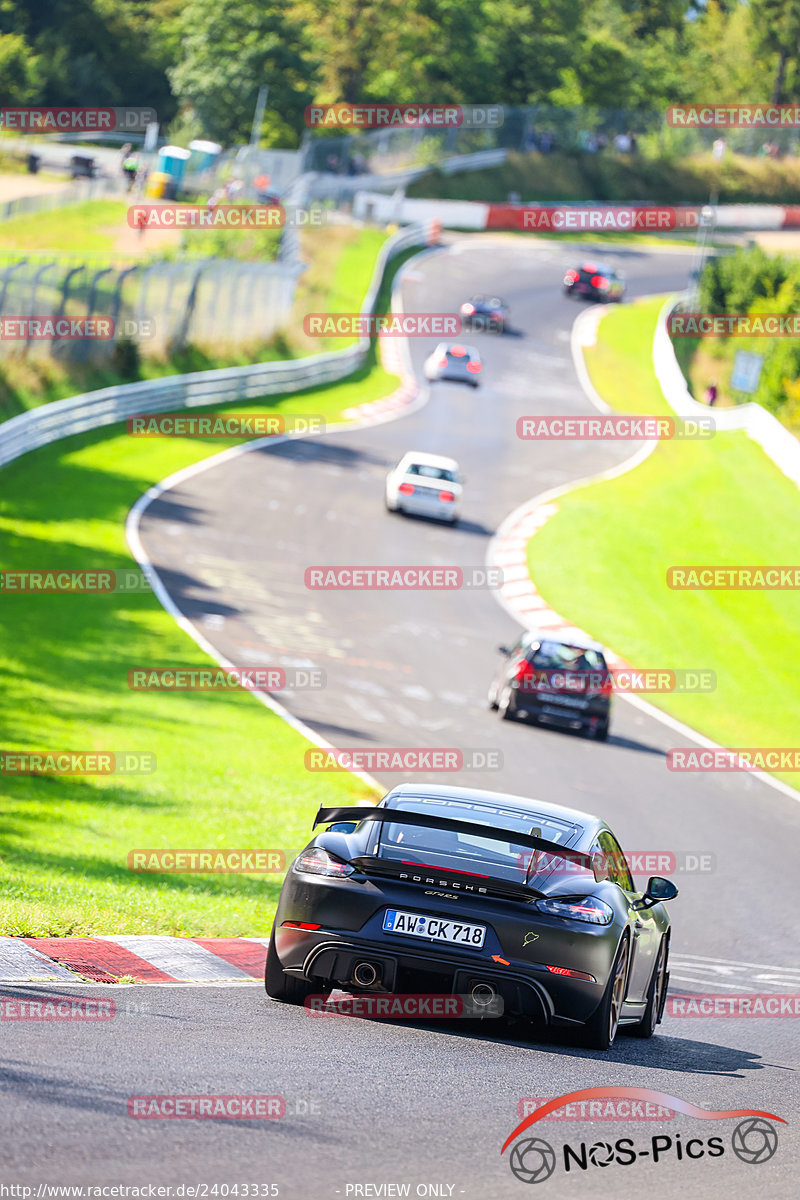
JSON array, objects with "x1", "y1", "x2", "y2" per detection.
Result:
[
  {"x1": 0, "y1": 200, "x2": 131, "y2": 255},
  {"x1": 0, "y1": 235, "x2": 415, "y2": 937},
  {"x1": 527, "y1": 299, "x2": 800, "y2": 787}
]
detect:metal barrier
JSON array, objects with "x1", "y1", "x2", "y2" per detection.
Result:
[{"x1": 0, "y1": 222, "x2": 432, "y2": 471}]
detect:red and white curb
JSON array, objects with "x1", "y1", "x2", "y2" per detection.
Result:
[{"x1": 0, "y1": 935, "x2": 269, "y2": 984}]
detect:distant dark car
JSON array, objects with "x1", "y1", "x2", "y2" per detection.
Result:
[
  {"x1": 265, "y1": 783, "x2": 677, "y2": 1050},
  {"x1": 489, "y1": 632, "x2": 612, "y2": 740},
  {"x1": 563, "y1": 261, "x2": 625, "y2": 302},
  {"x1": 460, "y1": 295, "x2": 510, "y2": 333}
]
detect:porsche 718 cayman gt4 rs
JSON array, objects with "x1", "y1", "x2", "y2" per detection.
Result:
[{"x1": 265, "y1": 784, "x2": 677, "y2": 1050}]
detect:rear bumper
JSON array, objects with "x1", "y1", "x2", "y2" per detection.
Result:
[
  {"x1": 398, "y1": 494, "x2": 459, "y2": 521},
  {"x1": 510, "y1": 687, "x2": 610, "y2": 729},
  {"x1": 274, "y1": 925, "x2": 605, "y2": 1025}
]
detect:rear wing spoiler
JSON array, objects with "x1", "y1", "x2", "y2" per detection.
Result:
[{"x1": 312, "y1": 804, "x2": 594, "y2": 871}]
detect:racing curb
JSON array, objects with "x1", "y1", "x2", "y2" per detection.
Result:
[
  {"x1": 0, "y1": 935, "x2": 269, "y2": 984},
  {"x1": 487, "y1": 303, "x2": 800, "y2": 805}
]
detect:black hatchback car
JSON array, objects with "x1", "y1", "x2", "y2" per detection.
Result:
[
  {"x1": 459, "y1": 295, "x2": 510, "y2": 333},
  {"x1": 563, "y1": 261, "x2": 625, "y2": 302},
  {"x1": 489, "y1": 632, "x2": 612, "y2": 740}
]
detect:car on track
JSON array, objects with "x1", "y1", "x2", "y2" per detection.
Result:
[
  {"x1": 489, "y1": 632, "x2": 612, "y2": 740},
  {"x1": 265, "y1": 783, "x2": 678, "y2": 1050},
  {"x1": 563, "y1": 261, "x2": 625, "y2": 303},
  {"x1": 423, "y1": 342, "x2": 482, "y2": 387},
  {"x1": 459, "y1": 295, "x2": 510, "y2": 333},
  {"x1": 385, "y1": 451, "x2": 462, "y2": 524}
]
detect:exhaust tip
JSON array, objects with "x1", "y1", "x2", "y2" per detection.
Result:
[
  {"x1": 353, "y1": 961, "x2": 379, "y2": 988},
  {"x1": 470, "y1": 981, "x2": 498, "y2": 1008}
]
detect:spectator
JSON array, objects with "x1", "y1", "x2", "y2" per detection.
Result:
[
  {"x1": 712, "y1": 136, "x2": 727, "y2": 162},
  {"x1": 122, "y1": 149, "x2": 138, "y2": 191},
  {"x1": 704, "y1": 381, "x2": 718, "y2": 406}
]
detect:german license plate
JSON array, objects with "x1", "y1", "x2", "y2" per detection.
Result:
[{"x1": 382, "y1": 909, "x2": 485, "y2": 948}]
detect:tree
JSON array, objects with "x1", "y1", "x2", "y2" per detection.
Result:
[
  {"x1": 750, "y1": 0, "x2": 800, "y2": 102},
  {"x1": 168, "y1": 0, "x2": 318, "y2": 146}
]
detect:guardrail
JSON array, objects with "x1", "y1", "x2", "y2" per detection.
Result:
[
  {"x1": 0, "y1": 222, "x2": 433, "y2": 471},
  {"x1": 653, "y1": 293, "x2": 800, "y2": 490}
]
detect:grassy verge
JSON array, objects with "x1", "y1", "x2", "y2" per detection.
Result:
[
  {"x1": 0, "y1": 238, "x2": 418, "y2": 937},
  {"x1": 409, "y1": 150, "x2": 800, "y2": 204},
  {"x1": 0, "y1": 224, "x2": 391, "y2": 423},
  {"x1": 526, "y1": 298, "x2": 800, "y2": 787}
]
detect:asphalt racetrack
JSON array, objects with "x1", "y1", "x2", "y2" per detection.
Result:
[{"x1": 4, "y1": 237, "x2": 799, "y2": 1197}]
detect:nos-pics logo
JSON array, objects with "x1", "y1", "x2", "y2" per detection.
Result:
[{"x1": 502, "y1": 1088, "x2": 784, "y2": 1184}]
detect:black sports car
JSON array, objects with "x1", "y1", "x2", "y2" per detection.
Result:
[
  {"x1": 563, "y1": 261, "x2": 625, "y2": 302},
  {"x1": 265, "y1": 783, "x2": 677, "y2": 1050},
  {"x1": 489, "y1": 631, "x2": 612, "y2": 740},
  {"x1": 459, "y1": 295, "x2": 509, "y2": 333}
]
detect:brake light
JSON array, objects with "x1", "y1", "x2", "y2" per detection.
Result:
[
  {"x1": 591, "y1": 275, "x2": 609, "y2": 289},
  {"x1": 512, "y1": 657, "x2": 534, "y2": 683},
  {"x1": 398, "y1": 482, "x2": 415, "y2": 495},
  {"x1": 465, "y1": 361, "x2": 481, "y2": 374},
  {"x1": 564, "y1": 269, "x2": 578, "y2": 284},
  {"x1": 439, "y1": 490, "x2": 455, "y2": 502},
  {"x1": 294, "y1": 848, "x2": 355, "y2": 878},
  {"x1": 449, "y1": 344, "x2": 467, "y2": 357},
  {"x1": 535, "y1": 895, "x2": 613, "y2": 924},
  {"x1": 582, "y1": 262, "x2": 598, "y2": 273},
  {"x1": 438, "y1": 357, "x2": 449, "y2": 368},
  {"x1": 400, "y1": 861, "x2": 492, "y2": 879},
  {"x1": 547, "y1": 965, "x2": 596, "y2": 982},
  {"x1": 282, "y1": 921, "x2": 321, "y2": 930}
]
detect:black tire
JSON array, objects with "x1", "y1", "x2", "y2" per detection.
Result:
[
  {"x1": 264, "y1": 929, "x2": 318, "y2": 1005},
  {"x1": 589, "y1": 718, "x2": 609, "y2": 742},
  {"x1": 629, "y1": 937, "x2": 668, "y2": 1038},
  {"x1": 488, "y1": 684, "x2": 499, "y2": 711},
  {"x1": 582, "y1": 935, "x2": 630, "y2": 1050}
]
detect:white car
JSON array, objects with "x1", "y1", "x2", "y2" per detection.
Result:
[
  {"x1": 385, "y1": 452, "x2": 463, "y2": 524},
  {"x1": 423, "y1": 342, "x2": 482, "y2": 387}
]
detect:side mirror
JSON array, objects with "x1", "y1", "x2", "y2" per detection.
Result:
[
  {"x1": 326, "y1": 821, "x2": 357, "y2": 834},
  {"x1": 498, "y1": 645, "x2": 510, "y2": 656},
  {"x1": 635, "y1": 876, "x2": 678, "y2": 909}
]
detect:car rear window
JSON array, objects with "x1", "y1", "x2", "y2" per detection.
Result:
[
  {"x1": 529, "y1": 641, "x2": 607, "y2": 671},
  {"x1": 407, "y1": 464, "x2": 457, "y2": 482},
  {"x1": 369, "y1": 798, "x2": 582, "y2": 884}
]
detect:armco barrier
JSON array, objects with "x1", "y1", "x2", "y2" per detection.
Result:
[
  {"x1": 653, "y1": 293, "x2": 800, "y2": 490},
  {"x1": 0, "y1": 222, "x2": 433, "y2": 471}
]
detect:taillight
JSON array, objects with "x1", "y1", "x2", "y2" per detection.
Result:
[
  {"x1": 582, "y1": 262, "x2": 598, "y2": 273},
  {"x1": 439, "y1": 490, "x2": 455, "y2": 502},
  {"x1": 535, "y1": 896, "x2": 613, "y2": 925},
  {"x1": 398, "y1": 482, "x2": 415, "y2": 495},
  {"x1": 449, "y1": 344, "x2": 467, "y2": 357},
  {"x1": 512, "y1": 657, "x2": 534, "y2": 685},
  {"x1": 591, "y1": 275, "x2": 609, "y2": 289},
  {"x1": 294, "y1": 848, "x2": 355, "y2": 878},
  {"x1": 281, "y1": 921, "x2": 322, "y2": 930},
  {"x1": 438, "y1": 357, "x2": 449, "y2": 368},
  {"x1": 546, "y1": 964, "x2": 596, "y2": 982},
  {"x1": 465, "y1": 361, "x2": 481, "y2": 374},
  {"x1": 564, "y1": 269, "x2": 578, "y2": 284}
]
